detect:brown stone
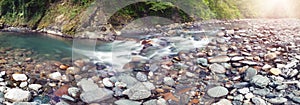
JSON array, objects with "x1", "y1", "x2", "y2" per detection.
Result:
[
  {"x1": 54, "y1": 85, "x2": 69, "y2": 97},
  {"x1": 162, "y1": 92, "x2": 179, "y2": 102},
  {"x1": 59, "y1": 65, "x2": 68, "y2": 70},
  {"x1": 270, "y1": 68, "x2": 281, "y2": 75},
  {"x1": 208, "y1": 56, "x2": 230, "y2": 63}
]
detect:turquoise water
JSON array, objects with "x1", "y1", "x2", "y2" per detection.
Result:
[{"x1": 0, "y1": 32, "x2": 73, "y2": 61}]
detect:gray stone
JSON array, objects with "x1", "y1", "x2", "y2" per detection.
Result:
[
  {"x1": 231, "y1": 56, "x2": 244, "y2": 61},
  {"x1": 288, "y1": 69, "x2": 299, "y2": 78},
  {"x1": 80, "y1": 88, "x2": 113, "y2": 103},
  {"x1": 292, "y1": 96, "x2": 300, "y2": 103},
  {"x1": 12, "y1": 102, "x2": 38, "y2": 105},
  {"x1": 276, "y1": 84, "x2": 288, "y2": 90},
  {"x1": 163, "y1": 77, "x2": 175, "y2": 86},
  {"x1": 244, "y1": 67, "x2": 257, "y2": 81},
  {"x1": 233, "y1": 94, "x2": 244, "y2": 101},
  {"x1": 136, "y1": 72, "x2": 148, "y2": 82},
  {"x1": 66, "y1": 67, "x2": 80, "y2": 75},
  {"x1": 268, "y1": 97, "x2": 287, "y2": 104},
  {"x1": 212, "y1": 99, "x2": 232, "y2": 105},
  {"x1": 238, "y1": 88, "x2": 249, "y2": 94},
  {"x1": 245, "y1": 93, "x2": 254, "y2": 100},
  {"x1": 55, "y1": 100, "x2": 70, "y2": 105},
  {"x1": 197, "y1": 58, "x2": 208, "y2": 66},
  {"x1": 4, "y1": 88, "x2": 31, "y2": 102},
  {"x1": 251, "y1": 97, "x2": 266, "y2": 105},
  {"x1": 12, "y1": 74, "x2": 27, "y2": 81},
  {"x1": 102, "y1": 78, "x2": 114, "y2": 87},
  {"x1": 207, "y1": 86, "x2": 229, "y2": 98},
  {"x1": 77, "y1": 78, "x2": 99, "y2": 92},
  {"x1": 253, "y1": 88, "x2": 270, "y2": 96},
  {"x1": 117, "y1": 74, "x2": 138, "y2": 88},
  {"x1": 143, "y1": 99, "x2": 158, "y2": 105},
  {"x1": 115, "y1": 99, "x2": 142, "y2": 105},
  {"x1": 209, "y1": 56, "x2": 230, "y2": 63},
  {"x1": 250, "y1": 75, "x2": 270, "y2": 88},
  {"x1": 123, "y1": 82, "x2": 151, "y2": 100},
  {"x1": 209, "y1": 63, "x2": 226, "y2": 74},
  {"x1": 61, "y1": 95, "x2": 75, "y2": 102},
  {"x1": 239, "y1": 61, "x2": 259, "y2": 66}
]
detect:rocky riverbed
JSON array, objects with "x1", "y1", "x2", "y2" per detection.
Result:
[{"x1": 1, "y1": 19, "x2": 300, "y2": 105}]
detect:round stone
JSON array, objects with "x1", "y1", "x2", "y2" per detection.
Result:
[
  {"x1": 4, "y1": 88, "x2": 31, "y2": 102},
  {"x1": 250, "y1": 75, "x2": 270, "y2": 88},
  {"x1": 163, "y1": 77, "x2": 175, "y2": 86},
  {"x1": 102, "y1": 78, "x2": 114, "y2": 87},
  {"x1": 136, "y1": 72, "x2": 148, "y2": 82},
  {"x1": 209, "y1": 63, "x2": 226, "y2": 74},
  {"x1": 12, "y1": 74, "x2": 27, "y2": 81},
  {"x1": 207, "y1": 86, "x2": 229, "y2": 98}
]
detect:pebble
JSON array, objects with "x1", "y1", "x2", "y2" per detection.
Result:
[
  {"x1": 238, "y1": 88, "x2": 250, "y2": 94},
  {"x1": 244, "y1": 67, "x2": 257, "y2": 81},
  {"x1": 12, "y1": 74, "x2": 28, "y2": 81},
  {"x1": 251, "y1": 97, "x2": 266, "y2": 105},
  {"x1": 209, "y1": 63, "x2": 226, "y2": 74},
  {"x1": 207, "y1": 86, "x2": 228, "y2": 98},
  {"x1": 292, "y1": 96, "x2": 300, "y2": 103},
  {"x1": 77, "y1": 79, "x2": 99, "y2": 92},
  {"x1": 66, "y1": 67, "x2": 80, "y2": 75},
  {"x1": 197, "y1": 58, "x2": 208, "y2": 66},
  {"x1": 234, "y1": 94, "x2": 244, "y2": 101},
  {"x1": 264, "y1": 53, "x2": 277, "y2": 61},
  {"x1": 114, "y1": 99, "x2": 142, "y2": 105},
  {"x1": 231, "y1": 56, "x2": 244, "y2": 61},
  {"x1": 102, "y1": 78, "x2": 114, "y2": 87},
  {"x1": 136, "y1": 72, "x2": 148, "y2": 82},
  {"x1": 244, "y1": 93, "x2": 254, "y2": 100},
  {"x1": 268, "y1": 97, "x2": 287, "y2": 104},
  {"x1": 262, "y1": 64, "x2": 272, "y2": 71},
  {"x1": 28, "y1": 84, "x2": 42, "y2": 91},
  {"x1": 208, "y1": 56, "x2": 230, "y2": 63},
  {"x1": 250, "y1": 75, "x2": 270, "y2": 88},
  {"x1": 48, "y1": 72, "x2": 62, "y2": 80},
  {"x1": 163, "y1": 77, "x2": 175, "y2": 86},
  {"x1": 19, "y1": 82, "x2": 28, "y2": 88},
  {"x1": 68, "y1": 87, "x2": 80, "y2": 97},
  {"x1": 123, "y1": 82, "x2": 151, "y2": 100},
  {"x1": 62, "y1": 95, "x2": 75, "y2": 102},
  {"x1": 143, "y1": 99, "x2": 157, "y2": 105},
  {"x1": 80, "y1": 88, "x2": 113, "y2": 103},
  {"x1": 269, "y1": 68, "x2": 281, "y2": 75},
  {"x1": 212, "y1": 99, "x2": 232, "y2": 105},
  {"x1": 4, "y1": 88, "x2": 31, "y2": 102}
]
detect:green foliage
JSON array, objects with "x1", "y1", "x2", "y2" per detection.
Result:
[{"x1": 146, "y1": 2, "x2": 174, "y2": 12}]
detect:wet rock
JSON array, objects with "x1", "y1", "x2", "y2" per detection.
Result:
[
  {"x1": 102, "y1": 78, "x2": 114, "y2": 87},
  {"x1": 251, "y1": 75, "x2": 270, "y2": 88},
  {"x1": 136, "y1": 72, "x2": 148, "y2": 82},
  {"x1": 209, "y1": 63, "x2": 226, "y2": 74},
  {"x1": 163, "y1": 77, "x2": 175, "y2": 86},
  {"x1": 48, "y1": 72, "x2": 62, "y2": 80},
  {"x1": 123, "y1": 82, "x2": 151, "y2": 100},
  {"x1": 233, "y1": 94, "x2": 244, "y2": 101},
  {"x1": 207, "y1": 86, "x2": 228, "y2": 98},
  {"x1": 4, "y1": 88, "x2": 31, "y2": 102},
  {"x1": 59, "y1": 65, "x2": 68, "y2": 70},
  {"x1": 268, "y1": 97, "x2": 287, "y2": 104},
  {"x1": 80, "y1": 88, "x2": 113, "y2": 103},
  {"x1": 209, "y1": 56, "x2": 230, "y2": 63},
  {"x1": 244, "y1": 67, "x2": 257, "y2": 81},
  {"x1": 114, "y1": 99, "x2": 142, "y2": 105},
  {"x1": 251, "y1": 97, "x2": 266, "y2": 105},
  {"x1": 117, "y1": 74, "x2": 138, "y2": 88},
  {"x1": 12, "y1": 74, "x2": 27, "y2": 81}
]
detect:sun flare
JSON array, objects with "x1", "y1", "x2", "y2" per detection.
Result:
[{"x1": 255, "y1": 0, "x2": 296, "y2": 18}]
